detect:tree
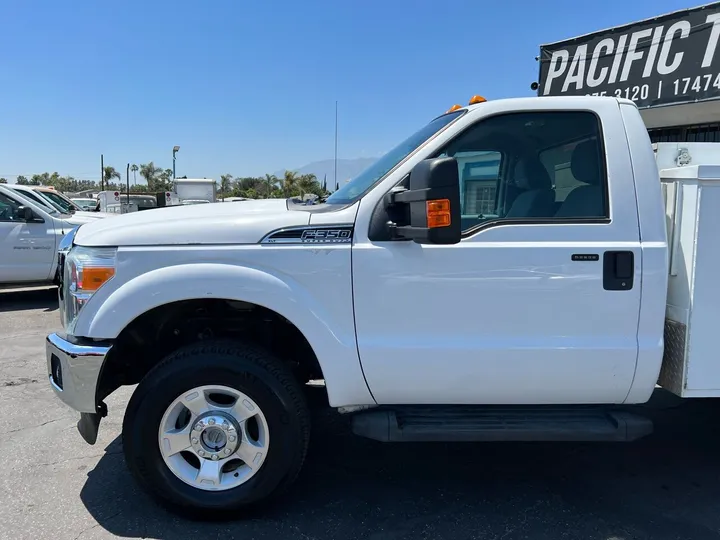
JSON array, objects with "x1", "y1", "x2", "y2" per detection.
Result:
[
  {"x1": 281, "y1": 171, "x2": 299, "y2": 197},
  {"x1": 0, "y1": 178, "x2": 6, "y2": 184},
  {"x1": 16, "y1": 176, "x2": 29, "y2": 185},
  {"x1": 298, "y1": 173, "x2": 320, "y2": 197},
  {"x1": 103, "y1": 166, "x2": 121, "y2": 189},
  {"x1": 263, "y1": 174, "x2": 277, "y2": 199},
  {"x1": 220, "y1": 174, "x2": 233, "y2": 199},
  {"x1": 30, "y1": 172, "x2": 60, "y2": 186},
  {"x1": 140, "y1": 162, "x2": 164, "y2": 191},
  {"x1": 131, "y1": 164, "x2": 139, "y2": 185}
]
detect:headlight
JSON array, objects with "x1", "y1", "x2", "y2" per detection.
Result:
[{"x1": 63, "y1": 246, "x2": 117, "y2": 334}]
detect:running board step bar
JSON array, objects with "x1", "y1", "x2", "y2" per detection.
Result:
[{"x1": 351, "y1": 405, "x2": 653, "y2": 442}]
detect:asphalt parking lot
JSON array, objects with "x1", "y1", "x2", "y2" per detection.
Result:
[{"x1": 2, "y1": 288, "x2": 720, "y2": 540}]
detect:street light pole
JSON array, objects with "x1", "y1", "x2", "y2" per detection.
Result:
[{"x1": 172, "y1": 146, "x2": 180, "y2": 180}]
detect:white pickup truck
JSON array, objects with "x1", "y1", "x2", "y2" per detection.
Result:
[
  {"x1": 46, "y1": 95, "x2": 719, "y2": 517},
  {"x1": 0, "y1": 185, "x2": 109, "y2": 287}
]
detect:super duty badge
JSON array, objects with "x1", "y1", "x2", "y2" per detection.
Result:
[{"x1": 301, "y1": 228, "x2": 352, "y2": 243}]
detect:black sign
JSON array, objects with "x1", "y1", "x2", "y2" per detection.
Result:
[{"x1": 538, "y1": 2, "x2": 720, "y2": 108}]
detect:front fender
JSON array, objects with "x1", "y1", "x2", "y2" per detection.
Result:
[{"x1": 73, "y1": 260, "x2": 375, "y2": 407}]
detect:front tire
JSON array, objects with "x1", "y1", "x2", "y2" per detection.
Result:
[{"x1": 122, "y1": 340, "x2": 310, "y2": 518}]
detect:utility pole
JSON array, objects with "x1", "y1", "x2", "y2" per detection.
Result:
[
  {"x1": 100, "y1": 154, "x2": 104, "y2": 191},
  {"x1": 334, "y1": 101, "x2": 338, "y2": 191}
]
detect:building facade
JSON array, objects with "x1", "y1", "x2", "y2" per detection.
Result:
[{"x1": 536, "y1": 2, "x2": 720, "y2": 143}]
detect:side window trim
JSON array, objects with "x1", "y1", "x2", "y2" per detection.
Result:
[{"x1": 460, "y1": 216, "x2": 612, "y2": 239}]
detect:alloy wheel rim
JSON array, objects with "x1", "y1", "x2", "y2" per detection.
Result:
[{"x1": 157, "y1": 384, "x2": 270, "y2": 491}]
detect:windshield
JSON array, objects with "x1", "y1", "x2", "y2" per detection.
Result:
[
  {"x1": 325, "y1": 110, "x2": 465, "y2": 205},
  {"x1": 11, "y1": 188, "x2": 62, "y2": 216},
  {"x1": 42, "y1": 190, "x2": 81, "y2": 212}
]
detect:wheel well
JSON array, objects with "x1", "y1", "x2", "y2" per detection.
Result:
[{"x1": 97, "y1": 298, "x2": 326, "y2": 404}]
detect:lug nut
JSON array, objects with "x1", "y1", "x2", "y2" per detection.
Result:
[
  {"x1": 198, "y1": 450, "x2": 206, "y2": 457},
  {"x1": 191, "y1": 437, "x2": 198, "y2": 444},
  {"x1": 222, "y1": 421, "x2": 229, "y2": 431},
  {"x1": 224, "y1": 448, "x2": 231, "y2": 455},
  {"x1": 208, "y1": 418, "x2": 216, "y2": 426},
  {"x1": 211, "y1": 454, "x2": 219, "y2": 461},
  {"x1": 228, "y1": 435, "x2": 236, "y2": 442},
  {"x1": 194, "y1": 423, "x2": 204, "y2": 431}
]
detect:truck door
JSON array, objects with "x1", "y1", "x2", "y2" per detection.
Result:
[
  {"x1": 352, "y1": 106, "x2": 642, "y2": 405},
  {"x1": 0, "y1": 191, "x2": 56, "y2": 283}
]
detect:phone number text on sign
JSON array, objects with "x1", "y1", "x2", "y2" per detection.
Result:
[{"x1": 587, "y1": 73, "x2": 720, "y2": 102}]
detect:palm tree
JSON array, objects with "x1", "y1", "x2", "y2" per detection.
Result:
[
  {"x1": 298, "y1": 173, "x2": 318, "y2": 197},
  {"x1": 282, "y1": 171, "x2": 299, "y2": 197},
  {"x1": 264, "y1": 174, "x2": 277, "y2": 199},
  {"x1": 131, "y1": 164, "x2": 139, "y2": 186},
  {"x1": 220, "y1": 174, "x2": 233, "y2": 200},
  {"x1": 103, "y1": 166, "x2": 121, "y2": 189},
  {"x1": 140, "y1": 162, "x2": 163, "y2": 191}
]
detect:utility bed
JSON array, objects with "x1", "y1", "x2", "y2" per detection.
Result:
[{"x1": 659, "y1": 164, "x2": 720, "y2": 397}]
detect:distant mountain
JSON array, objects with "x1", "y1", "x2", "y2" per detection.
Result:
[{"x1": 274, "y1": 157, "x2": 377, "y2": 187}]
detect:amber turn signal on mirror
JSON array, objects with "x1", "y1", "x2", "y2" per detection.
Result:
[{"x1": 426, "y1": 199, "x2": 451, "y2": 228}]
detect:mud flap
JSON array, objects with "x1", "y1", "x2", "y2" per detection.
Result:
[{"x1": 77, "y1": 401, "x2": 107, "y2": 445}]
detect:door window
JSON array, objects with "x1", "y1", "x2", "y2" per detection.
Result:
[
  {"x1": 434, "y1": 111, "x2": 609, "y2": 233},
  {"x1": 0, "y1": 193, "x2": 24, "y2": 222}
]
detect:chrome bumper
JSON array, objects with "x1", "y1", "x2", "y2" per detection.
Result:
[{"x1": 46, "y1": 332, "x2": 111, "y2": 414}]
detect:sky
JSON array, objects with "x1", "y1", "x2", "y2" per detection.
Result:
[{"x1": 0, "y1": 0, "x2": 698, "y2": 183}]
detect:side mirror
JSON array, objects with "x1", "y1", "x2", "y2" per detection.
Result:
[
  {"x1": 18, "y1": 206, "x2": 34, "y2": 222},
  {"x1": 387, "y1": 157, "x2": 461, "y2": 245}
]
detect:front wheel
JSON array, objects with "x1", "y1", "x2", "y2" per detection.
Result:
[{"x1": 122, "y1": 341, "x2": 310, "y2": 518}]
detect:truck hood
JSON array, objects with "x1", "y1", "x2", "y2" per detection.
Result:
[{"x1": 73, "y1": 198, "x2": 309, "y2": 247}]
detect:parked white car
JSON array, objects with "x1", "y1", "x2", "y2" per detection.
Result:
[
  {"x1": 8, "y1": 185, "x2": 113, "y2": 220},
  {"x1": 70, "y1": 197, "x2": 97, "y2": 211},
  {"x1": 0, "y1": 185, "x2": 108, "y2": 286}
]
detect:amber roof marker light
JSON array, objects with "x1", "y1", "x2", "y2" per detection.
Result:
[
  {"x1": 469, "y1": 95, "x2": 487, "y2": 105},
  {"x1": 446, "y1": 104, "x2": 462, "y2": 113}
]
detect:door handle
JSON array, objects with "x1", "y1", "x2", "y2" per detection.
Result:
[{"x1": 603, "y1": 251, "x2": 634, "y2": 291}]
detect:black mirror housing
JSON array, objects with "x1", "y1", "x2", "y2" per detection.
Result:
[
  {"x1": 18, "y1": 206, "x2": 34, "y2": 222},
  {"x1": 388, "y1": 157, "x2": 461, "y2": 245}
]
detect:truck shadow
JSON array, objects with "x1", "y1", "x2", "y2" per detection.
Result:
[
  {"x1": 79, "y1": 394, "x2": 720, "y2": 540},
  {"x1": 0, "y1": 287, "x2": 58, "y2": 313}
]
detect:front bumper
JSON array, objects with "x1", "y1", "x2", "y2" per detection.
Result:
[{"x1": 46, "y1": 332, "x2": 111, "y2": 414}]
